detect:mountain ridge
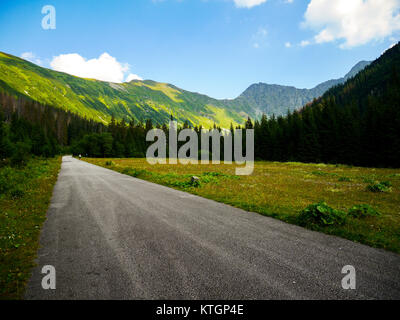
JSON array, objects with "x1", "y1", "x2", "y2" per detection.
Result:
[
  {"x1": 0, "y1": 51, "x2": 370, "y2": 126},
  {"x1": 234, "y1": 60, "x2": 371, "y2": 116}
]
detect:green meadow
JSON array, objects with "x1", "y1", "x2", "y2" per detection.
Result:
[
  {"x1": 85, "y1": 158, "x2": 400, "y2": 254},
  {"x1": 0, "y1": 157, "x2": 61, "y2": 300}
]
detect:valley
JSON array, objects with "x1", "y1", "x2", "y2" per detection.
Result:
[
  {"x1": 0, "y1": 51, "x2": 369, "y2": 128},
  {"x1": 1, "y1": 0, "x2": 400, "y2": 304}
]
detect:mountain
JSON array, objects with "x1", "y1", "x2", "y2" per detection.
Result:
[
  {"x1": 0, "y1": 52, "x2": 247, "y2": 128},
  {"x1": 0, "y1": 51, "x2": 369, "y2": 127},
  {"x1": 232, "y1": 60, "x2": 371, "y2": 117},
  {"x1": 318, "y1": 45, "x2": 399, "y2": 115},
  {"x1": 253, "y1": 42, "x2": 400, "y2": 167}
]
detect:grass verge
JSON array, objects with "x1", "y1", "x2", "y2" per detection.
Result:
[
  {"x1": 0, "y1": 157, "x2": 61, "y2": 300},
  {"x1": 84, "y1": 158, "x2": 400, "y2": 254}
]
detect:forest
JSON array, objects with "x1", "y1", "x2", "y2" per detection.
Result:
[{"x1": 1, "y1": 44, "x2": 399, "y2": 168}]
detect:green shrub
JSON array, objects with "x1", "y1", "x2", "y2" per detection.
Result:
[
  {"x1": 0, "y1": 167, "x2": 28, "y2": 199},
  {"x1": 363, "y1": 177, "x2": 375, "y2": 184},
  {"x1": 311, "y1": 171, "x2": 338, "y2": 178},
  {"x1": 190, "y1": 177, "x2": 201, "y2": 188},
  {"x1": 298, "y1": 202, "x2": 347, "y2": 227},
  {"x1": 367, "y1": 182, "x2": 392, "y2": 193},
  {"x1": 311, "y1": 171, "x2": 328, "y2": 176},
  {"x1": 9, "y1": 186, "x2": 25, "y2": 199},
  {"x1": 122, "y1": 168, "x2": 147, "y2": 178},
  {"x1": 380, "y1": 181, "x2": 392, "y2": 187},
  {"x1": 203, "y1": 172, "x2": 224, "y2": 177},
  {"x1": 0, "y1": 167, "x2": 18, "y2": 195},
  {"x1": 105, "y1": 160, "x2": 115, "y2": 166},
  {"x1": 338, "y1": 177, "x2": 351, "y2": 182},
  {"x1": 167, "y1": 177, "x2": 202, "y2": 189},
  {"x1": 348, "y1": 204, "x2": 380, "y2": 218},
  {"x1": 10, "y1": 142, "x2": 31, "y2": 167}
]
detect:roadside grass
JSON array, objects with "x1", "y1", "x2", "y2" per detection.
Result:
[
  {"x1": 0, "y1": 157, "x2": 61, "y2": 300},
  {"x1": 85, "y1": 158, "x2": 400, "y2": 254}
]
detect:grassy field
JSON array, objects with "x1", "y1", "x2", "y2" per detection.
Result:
[
  {"x1": 84, "y1": 158, "x2": 400, "y2": 254},
  {"x1": 0, "y1": 157, "x2": 61, "y2": 300}
]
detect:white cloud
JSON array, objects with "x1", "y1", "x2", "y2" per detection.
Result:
[
  {"x1": 233, "y1": 0, "x2": 267, "y2": 8},
  {"x1": 300, "y1": 40, "x2": 311, "y2": 47},
  {"x1": 50, "y1": 52, "x2": 141, "y2": 83},
  {"x1": 21, "y1": 52, "x2": 42, "y2": 65},
  {"x1": 125, "y1": 73, "x2": 143, "y2": 82},
  {"x1": 285, "y1": 41, "x2": 292, "y2": 47},
  {"x1": 258, "y1": 27, "x2": 268, "y2": 36},
  {"x1": 303, "y1": 0, "x2": 400, "y2": 48},
  {"x1": 252, "y1": 27, "x2": 268, "y2": 48}
]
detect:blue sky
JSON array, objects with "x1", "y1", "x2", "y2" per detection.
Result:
[{"x1": 0, "y1": 0, "x2": 399, "y2": 98}]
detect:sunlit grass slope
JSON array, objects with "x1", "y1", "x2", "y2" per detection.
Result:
[
  {"x1": 0, "y1": 52, "x2": 247, "y2": 127},
  {"x1": 84, "y1": 158, "x2": 400, "y2": 254}
]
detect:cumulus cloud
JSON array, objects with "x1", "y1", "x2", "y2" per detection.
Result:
[
  {"x1": 285, "y1": 42, "x2": 292, "y2": 48},
  {"x1": 252, "y1": 27, "x2": 268, "y2": 48},
  {"x1": 21, "y1": 52, "x2": 42, "y2": 65},
  {"x1": 50, "y1": 52, "x2": 142, "y2": 83},
  {"x1": 125, "y1": 73, "x2": 143, "y2": 82},
  {"x1": 233, "y1": 0, "x2": 267, "y2": 8},
  {"x1": 302, "y1": 0, "x2": 400, "y2": 48},
  {"x1": 300, "y1": 40, "x2": 311, "y2": 47}
]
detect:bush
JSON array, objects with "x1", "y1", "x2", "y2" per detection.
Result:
[
  {"x1": 312, "y1": 171, "x2": 328, "y2": 176},
  {"x1": 122, "y1": 168, "x2": 147, "y2": 178},
  {"x1": 380, "y1": 181, "x2": 392, "y2": 188},
  {"x1": 9, "y1": 186, "x2": 25, "y2": 199},
  {"x1": 10, "y1": 141, "x2": 31, "y2": 167},
  {"x1": 348, "y1": 204, "x2": 380, "y2": 218},
  {"x1": 189, "y1": 177, "x2": 201, "y2": 188},
  {"x1": 0, "y1": 167, "x2": 27, "y2": 198},
  {"x1": 105, "y1": 160, "x2": 115, "y2": 166},
  {"x1": 203, "y1": 171, "x2": 225, "y2": 177},
  {"x1": 338, "y1": 177, "x2": 351, "y2": 182},
  {"x1": 363, "y1": 177, "x2": 375, "y2": 184},
  {"x1": 367, "y1": 181, "x2": 392, "y2": 193},
  {"x1": 312, "y1": 171, "x2": 338, "y2": 177},
  {"x1": 0, "y1": 137, "x2": 14, "y2": 159},
  {"x1": 298, "y1": 202, "x2": 347, "y2": 227},
  {"x1": 0, "y1": 166, "x2": 18, "y2": 194}
]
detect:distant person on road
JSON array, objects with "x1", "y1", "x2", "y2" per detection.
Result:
[{"x1": 79, "y1": 154, "x2": 82, "y2": 160}]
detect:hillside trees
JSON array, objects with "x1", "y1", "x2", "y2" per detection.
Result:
[
  {"x1": 1, "y1": 43, "x2": 399, "y2": 167},
  {"x1": 0, "y1": 92, "x2": 106, "y2": 162},
  {"x1": 251, "y1": 43, "x2": 400, "y2": 167}
]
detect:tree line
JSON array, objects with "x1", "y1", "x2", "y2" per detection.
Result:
[
  {"x1": 1, "y1": 43, "x2": 399, "y2": 167},
  {"x1": 1, "y1": 89, "x2": 399, "y2": 168},
  {"x1": 0, "y1": 92, "x2": 105, "y2": 165},
  {"x1": 252, "y1": 44, "x2": 400, "y2": 168}
]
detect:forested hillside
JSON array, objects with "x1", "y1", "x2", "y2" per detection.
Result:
[
  {"x1": 0, "y1": 52, "x2": 251, "y2": 128},
  {"x1": 0, "y1": 93, "x2": 106, "y2": 164},
  {"x1": 1, "y1": 43, "x2": 397, "y2": 168},
  {"x1": 0, "y1": 51, "x2": 369, "y2": 128},
  {"x1": 253, "y1": 43, "x2": 400, "y2": 167}
]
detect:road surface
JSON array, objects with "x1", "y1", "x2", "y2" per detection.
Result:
[{"x1": 25, "y1": 156, "x2": 400, "y2": 299}]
